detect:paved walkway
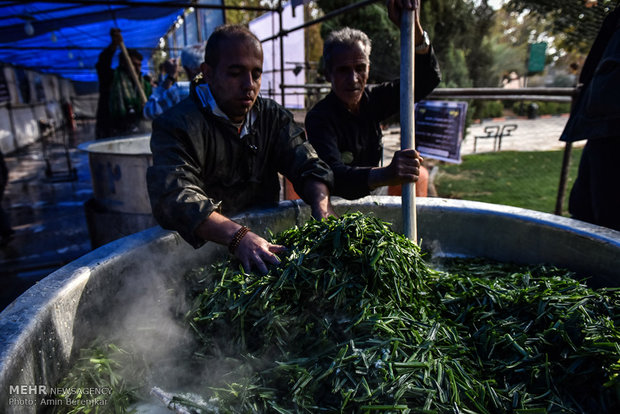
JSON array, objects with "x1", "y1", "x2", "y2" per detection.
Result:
[
  {"x1": 382, "y1": 114, "x2": 584, "y2": 164},
  {"x1": 461, "y1": 115, "x2": 580, "y2": 155}
]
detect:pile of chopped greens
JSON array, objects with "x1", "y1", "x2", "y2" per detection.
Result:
[
  {"x1": 182, "y1": 213, "x2": 620, "y2": 413},
  {"x1": 51, "y1": 344, "x2": 143, "y2": 414},
  {"x1": 53, "y1": 213, "x2": 620, "y2": 413}
]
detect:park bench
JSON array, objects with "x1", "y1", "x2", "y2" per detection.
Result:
[{"x1": 474, "y1": 124, "x2": 518, "y2": 153}]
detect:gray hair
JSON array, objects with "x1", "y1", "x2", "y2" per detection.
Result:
[{"x1": 323, "y1": 27, "x2": 371, "y2": 72}]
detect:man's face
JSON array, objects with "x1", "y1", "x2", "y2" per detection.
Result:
[
  {"x1": 121, "y1": 56, "x2": 143, "y2": 75},
  {"x1": 202, "y1": 37, "x2": 263, "y2": 123},
  {"x1": 326, "y1": 42, "x2": 369, "y2": 112}
]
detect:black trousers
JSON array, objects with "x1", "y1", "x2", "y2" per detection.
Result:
[{"x1": 569, "y1": 137, "x2": 620, "y2": 232}]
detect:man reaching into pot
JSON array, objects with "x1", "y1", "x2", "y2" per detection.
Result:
[{"x1": 147, "y1": 25, "x2": 335, "y2": 274}]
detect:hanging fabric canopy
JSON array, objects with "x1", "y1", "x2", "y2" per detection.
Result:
[{"x1": 0, "y1": 1, "x2": 225, "y2": 83}]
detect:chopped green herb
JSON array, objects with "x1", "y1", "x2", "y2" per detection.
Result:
[{"x1": 55, "y1": 213, "x2": 620, "y2": 413}]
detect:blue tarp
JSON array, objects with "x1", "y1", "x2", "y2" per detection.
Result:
[{"x1": 0, "y1": 1, "x2": 224, "y2": 83}]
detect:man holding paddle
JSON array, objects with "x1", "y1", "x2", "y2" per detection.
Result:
[
  {"x1": 95, "y1": 28, "x2": 152, "y2": 139},
  {"x1": 305, "y1": 0, "x2": 440, "y2": 199}
]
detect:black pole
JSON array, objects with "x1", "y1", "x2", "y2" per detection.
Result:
[
  {"x1": 279, "y1": 0, "x2": 285, "y2": 107},
  {"x1": 555, "y1": 142, "x2": 573, "y2": 216},
  {"x1": 554, "y1": 86, "x2": 581, "y2": 216}
]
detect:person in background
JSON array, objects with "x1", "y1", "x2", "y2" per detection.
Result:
[
  {"x1": 144, "y1": 74, "x2": 156, "y2": 88},
  {"x1": 143, "y1": 58, "x2": 180, "y2": 120},
  {"x1": 147, "y1": 25, "x2": 335, "y2": 274},
  {"x1": 156, "y1": 61, "x2": 167, "y2": 85},
  {"x1": 0, "y1": 149, "x2": 15, "y2": 246},
  {"x1": 304, "y1": 0, "x2": 440, "y2": 199},
  {"x1": 95, "y1": 28, "x2": 152, "y2": 139},
  {"x1": 560, "y1": 3, "x2": 620, "y2": 232},
  {"x1": 143, "y1": 42, "x2": 205, "y2": 120}
]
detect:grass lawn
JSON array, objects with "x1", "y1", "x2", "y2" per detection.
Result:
[{"x1": 433, "y1": 148, "x2": 583, "y2": 216}]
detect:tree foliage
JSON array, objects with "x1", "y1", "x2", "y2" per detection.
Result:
[
  {"x1": 304, "y1": 4, "x2": 324, "y2": 77},
  {"x1": 221, "y1": 0, "x2": 617, "y2": 90},
  {"x1": 486, "y1": 7, "x2": 545, "y2": 84},
  {"x1": 465, "y1": 1, "x2": 496, "y2": 87},
  {"x1": 315, "y1": 0, "x2": 499, "y2": 87},
  {"x1": 315, "y1": 0, "x2": 400, "y2": 82},
  {"x1": 224, "y1": 0, "x2": 273, "y2": 25},
  {"x1": 506, "y1": 0, "x2": 618, "y2": 53},
  {"x1": 421, "y1": 0, "x2": 478, "y2": 86}
]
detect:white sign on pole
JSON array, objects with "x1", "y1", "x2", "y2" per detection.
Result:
[{"x1": 415, "y1": 100, "x2": 468, "y2": 164}]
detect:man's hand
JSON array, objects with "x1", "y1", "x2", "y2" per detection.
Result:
[
  {"x1": 235, "y1": 231, "x2": 287, "y2": 275},
  {"x1": 195, "y1": 211, "x2": 287, "y2": 275},
  {"x1": 387, "y1": 0, "x2": 428, "y2": 53},
  {"x1": 162, "y1": 59, "x2": 179, "y2": 89},
  {"x1": 369, "y1": 148, "x2": 422, "y2": 189},
  {"x1": 110, "y1": 28, "x2": 123, "y2": 47},
  {"x1": 387, "y1": 0, "x2": 418, "y2": 26}
]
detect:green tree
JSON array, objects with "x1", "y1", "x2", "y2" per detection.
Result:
[
  {"x1": 464, "y1": 0, "x2": 496, "y2": 86},
  {"x1": 441, "y1": 43, "x2": 472, "y2": 88},
  {"x1": 486, "y1": 7, "x2": 544, "y2": 84},
  {"x1": 224, "y1": 0, "x2": 273, "y2": 25},
  {"x1": 506, "y1": 0, "x2": 617, "y2": 53},
  {"x1": 420, "y1": 0, "x2": 499, "y2": 87},
  {"x1": 315, "y1": 0, "x2": 400, "y2": 82},
  {"x1": 314, "y1": 0, "x2": 503, "y2": 87},
  {"x1": 304, "y1": 2, "x2": 324, "y2": 82}
]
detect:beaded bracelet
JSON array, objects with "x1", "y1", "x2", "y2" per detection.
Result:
[{"x1": 228, "y1": 225, "x2": 250, "y2": 254}]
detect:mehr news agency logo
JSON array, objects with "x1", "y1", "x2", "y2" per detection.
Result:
[{"x1": 8, "y1": 384, "x2": 112, "y2": 407}]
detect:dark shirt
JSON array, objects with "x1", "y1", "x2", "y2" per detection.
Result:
[
  {"x1": 305, "y1": 50, "x2": 441, "y2": 199},
  {"x1": 147, "y1": 81, "x2": 334, "y2": 248},
  {"x1": 560, "y1": 6, "x2": 620, "y2": 143},
  {"x1": 95, "y1": 45, "x2": 116, "y2": 139},
  {"x1": 0, "y1": 150, "x2": 7, "y2": 195}
]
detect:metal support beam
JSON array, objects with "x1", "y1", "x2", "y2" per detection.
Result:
[
  {"x1": 278, "y1": 0, "x2": 285, "y2": 107},
  {"x1": 261, "y1": 0, "x2": 381, "y2": 42},
  {"x1": 430, "y1": 87, "x2": 575, "y2": 97},
  {"x1": 13, "y1": 0, "x2": 274, "y2": 12},
  {"x1": 400, "y1": 8, "x2": 416, "y2": 242},
  {"x1": 555, "y1": 142, "x2": 573, "y2": 216},
  {"x1": 554, "y1": 86, "x2": 581, "y2": 216}
]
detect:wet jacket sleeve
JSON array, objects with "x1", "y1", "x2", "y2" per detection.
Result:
[
  {"x1": 415, "y1": 47, "x2": 442, "y2": 102},
  {"x1": 147, "y1": 110, "x2": 220, "y2": 249}
]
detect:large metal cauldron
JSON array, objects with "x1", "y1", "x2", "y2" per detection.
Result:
[
  {"x1": 78, "y1": 134, "x2": 156, "y2": 248},
  {"x1": 1, "y1": 197, "x2": 619, "y2": 413},
  {"x1": 78, "y1": 135, "x2": 152, "y2": 214}
]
